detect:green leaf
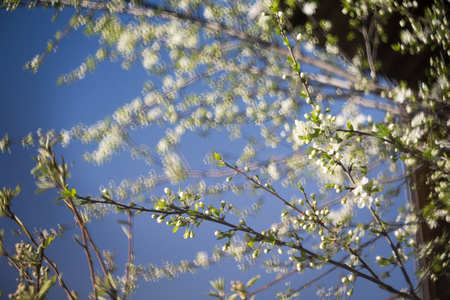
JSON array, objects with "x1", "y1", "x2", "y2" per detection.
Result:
[
  {"x1": 115, "y1": 220, "x2": 129, "y2": 225},
  {"x1": 391, "y1": 44, "x2": 401, "y2": 52},
  {"x1": 347, "y1": 122, "x2": 354, "y2": 131},
  {"x1": 12, "y1": 184, "x2": 20, "y2": 197},
  {"x1": 248, "y1": 239, "x2": 256, "y2": 248},
  {"x1": 210, "y1": 207, "x2": 220, "y2": 218},
  {"x1": 269, "y1": 0, "x2": 279, "y2": 13},
  {"x1": 216, "y1": 234, "x2": 228, "y2": 240},
  {"x1": 299, "y1": 89, "x2": 308, "y2": 99},
  {"x1": 43, "y1": 236, "x2": 55, "y2": 249},
  {"x1": 121, "y1": 225, "x2": 130, "y2": 238},
  {"x1": 101, "y1": 195, "x2": 112, "y2": 202},
  {"x1": 73, "y1": 235, "x2": 85, "y2": 248},
  {"x1": 274, "y1": 28, "x2": 281, "y2": 36},
  {"x1": 38, "y1": 275, "x2": 57, "y2": 299},
  {"x1": 214, "y1": 153, "x2": 222, "y2": 161},
  {"x1": 370, "y1": 228, "x2": 380, "y2": 234},
  {"x1": 229, "y1": 294, "x2": 239, "y2": 300},
  {"x1": 187, "y1": 209, "x2": 200, "y2": 216},
  {"x1": 246, "y1": 275, "x2": 260, "y2": 288},
  {"x1": 379, "y1": 259, "x2": 390, "y2": 267}
]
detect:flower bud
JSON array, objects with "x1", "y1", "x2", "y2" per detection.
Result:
[{"x1": 164, "y1": 187, "x2": 171, "y2": 195}]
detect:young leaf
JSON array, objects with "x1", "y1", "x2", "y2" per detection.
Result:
[
  {"x1": 37, "y1": 275, "x2": 57, "y2": 299},
  {"x1": 43, "y1": 236, "x2": 55, "y2": 249},
  {"x1": 246, "y1": 275, "x2": 260, "y2": 288},
  {"x1": 214, "y1": 153, "x2": 222, "y2": 161},
  {"x1": 187, "y1": 210, "x2": 200, "y2": 216}
]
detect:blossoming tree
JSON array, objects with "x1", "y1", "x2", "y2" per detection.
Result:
[{"x1": 0, "y1": 0, "x2": 449, "y2": 299}]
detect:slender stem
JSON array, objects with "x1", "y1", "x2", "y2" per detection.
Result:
[
  {"x1": 124, "y1": 210, "x2": 135, "y2": 298},
  {"x1": 46, "y1": 148, "x2": 111, "y2": 299},
  {"x1": 369, "y1": 206, "x2": 419, "y2": 299},
  {"x1": 246, "y1": 269, "x2": 297, "y2": 298},
  {"x1": 66, "y1": 197, "x2": 99, "y2": 300},
  {"x1": 8, "y1": 211, "x2": 75, "y2": 299}
]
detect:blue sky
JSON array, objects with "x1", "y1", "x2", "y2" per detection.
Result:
[
  {"x1": 0, "y1": 8, "x2": 277, "y2": 299},
  {"x1": 0, "y1": 5, "x2": 413, "y2": 300}
]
